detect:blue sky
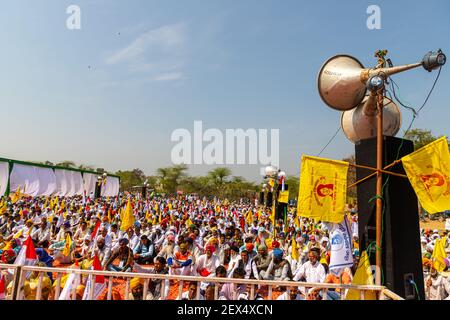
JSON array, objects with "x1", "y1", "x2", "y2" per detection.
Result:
[{"x1": 0, "y1": 0, "x2": 449, "y2": 181}]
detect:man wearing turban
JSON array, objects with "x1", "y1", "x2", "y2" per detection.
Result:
[{"x1": 195, "y1": 244, "x2": 220, "y2": 277}]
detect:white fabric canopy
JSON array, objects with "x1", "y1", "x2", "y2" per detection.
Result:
[
  {"x1": 9, "y1": 164, "x2": 57, "y2": 197},
  {"x1": 55, "y1": 169, "x2": 84, "y2": 197},
  {"x1": 0, "y1": 162, "x2": 9, "y2": 196},
  {"x1": 71, "y1": 171, "x2": 84, "y2": 196},
  {"x1": 101, "y1": 176, "x2": 119, "y2": 197},
  {"x1": 66, "y1": 170, "x2": 76, "y2": 197},
  {"x1": 83, "y1": 173, "x2": 97, "y2": 197},
  {"x1": 10, "y1": 164, "x2": 41, "y2": 196},
  {"x1": 6, "y1": 163, "x2": 117, "y2": 197},
  {"x1": 36, "y1": 167, "x2": 57, "y2": 196},
  {"x1": 55, "y1": 169, "x2": 69, "y2": 196}
]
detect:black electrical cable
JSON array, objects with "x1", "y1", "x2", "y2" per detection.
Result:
[{"x1": 317, "y1": 126, "x2": 341, "y2": 157}]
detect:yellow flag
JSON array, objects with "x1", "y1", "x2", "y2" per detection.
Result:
[
  {"x1": 11, "y1": 187, "x2": 22, "y2": 204},
  {"x1": 3, "y1": 240, "x2": 13, "y2": 250},
  {"x1": 265, "y1": 238, "x2": 273, "y2": 249},
  {"x1": 245, "y1": 210, "x2": 254, "y2": 226},
  {"x1": 401, "y1": 136, "x2": 450, "y2": 214},
  {"x1": 120, "y1": 199, "x2": 135, "y2": 231},
  {"x1": 293, "y1": 212, "x2": 300, "y2": 229},
  {"x1": 291, "y1": 238, "x2": 299, "y2": 260},
  {"x1": 13, "y1": 228, "x2": 23, "y2": 239},
  {"x1": 278, "y1": 190, "x2": 289, "y2": 204},
  {"x1": 346, "y1": 251, "x2": 377, "y2": 300},
  {"x1": 270, "y1": 206, "x2": 276, "y2": 225},
  {"x1": 62, "y1": 233, "x2": 73, "y2": 256},
  {"x1": 158, "y1": 209, "x2": 163, "y2": 224},
  {"x1": 297, "y1": 155, "x2": 349, "y2": 223},
  {"x1": 0, "y1": 202, "x2": 6, "y2": 215},
  {"x1": 432, "y1": 237, "x2": 447, "y2": 272},
  {"x1": 43, "y1": 197, "x2": 49, "y2": 209},
  {"x1": 268, "y1": 179, "x2": 275, "y2": 188}
]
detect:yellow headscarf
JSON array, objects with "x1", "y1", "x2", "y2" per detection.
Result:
[{"x1": 130, "y1": 277, "x2": 143, "y2": 290}]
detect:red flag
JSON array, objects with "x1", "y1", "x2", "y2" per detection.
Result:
[
  {"x1": 92, "y1": 255, "x2": 105, "y2": 283},
  {"x1": 239, "y1": 216, "x2": 245, "y2": 231},
  {"x1": 13, "y1": 236, "x2": 37, "y2": 266},
  {"x1": 91, "y1": 220, "x2": 101, "y2": 240},
  {"x1": 24, "y1": 236, "x2": 37, "y2": 260},
  {"x1": 0, "y1": 275, "x2": 5, "y2": 300}
]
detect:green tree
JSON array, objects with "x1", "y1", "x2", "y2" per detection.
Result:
[
  {"x1": 285, "y1": 175, "x2": 299, "y2": 200},
  {"x1": 156, "y1": 165, "x2": 188, "y2": 194},
  {"x1": 208, "y1": 167, "x2": 232, "y2": 186},
  {"x1": 78, "y1": 164, "x2": 95, "y2": 171},
  {"x1": 342, "y1": 155, "x2": 356, "y2": 202},
  {"x1": 56, "y1": 161, "x2": 76, "y2": 168},
  {"x1": 115, "y1": 169, "x2": 147, "y2": 192},
  {"x1": 403, "y1": 128, "x2": 448, "y2": 150}
]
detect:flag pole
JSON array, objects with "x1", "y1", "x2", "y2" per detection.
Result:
[{"x1": 375, "y1": 89, "x2": 384, "y2": 286}]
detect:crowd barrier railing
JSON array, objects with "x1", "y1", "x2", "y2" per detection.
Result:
[{"x1": 0, "y1": 263, "x2": 405, "y2": 300}]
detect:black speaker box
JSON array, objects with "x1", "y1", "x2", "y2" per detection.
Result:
[
  {"x1": 355, "y1": 136, "x2": 425, "y2": 300},
  {"x1": 276, "y1": 184, "x2": 289, "y2": 221},
  {"x1": 266, "y1": 192, "x2": 273, "y2": 207}
]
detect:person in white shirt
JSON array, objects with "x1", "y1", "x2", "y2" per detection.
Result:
[
  {"x1": 195, "y1": 245, "x2": 220, "y2": 277},
  {"x1": 152, "y1": 227, "x2": 165, "y2": 251},
  {"x1": 276, "y1": 288, "x2": 303, "y2": 300},
  {"x1": 74, "y1": 221, "x2": 90, "y2": 246},
  {"x1": 445, "y1": 215, "x2": 450, "y2": 231},
  {"x1": 425, "y1": 267, "x2": 450, "y2": 300},
  {"x1": 177, "y1": 282, "x2": 204, "y2": 300},
  {"x1": 109, "y1": 224, "x2": 120, "y2": 249},
  {"x1": 293, "y1": 248, "x2": 326, "y2": 293},
  {"x1": 93, "y1": 227, "x2": 112, "y2": 251},
  {"x1": 229, "y1": 250, "x2": 259, "y2": 280},
  {"x1": 31, "y1": 220, "x2": 51, "y2": 247},
  {"x1": 226, "y1": 246, "x2": 241, "y2": 276},
  {"x1": 91, "y1": 236, "x2": 111, "y2": 268},
  {"x1": 125, "y1": 227, "x2": 140, "y2": 251}
]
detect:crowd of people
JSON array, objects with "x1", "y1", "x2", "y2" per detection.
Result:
[{"x1": 0, "y1": 192, "x2": 449, "y2": 300}]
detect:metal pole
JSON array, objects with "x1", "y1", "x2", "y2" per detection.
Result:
[{"x1": 375, "y1": 90, "x2": 384, "y2": 286}]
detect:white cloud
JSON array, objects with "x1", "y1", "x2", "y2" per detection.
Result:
[
  {"x1": 152, "y1": 72, "x2": 184, "y2": 82},
  {"x1": 106, "y1": 23, "x2": 186, "y2": 65}
]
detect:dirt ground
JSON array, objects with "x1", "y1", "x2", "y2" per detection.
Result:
[{"x1": 420, "y1": 220, "x2": 445, "y2": 230}]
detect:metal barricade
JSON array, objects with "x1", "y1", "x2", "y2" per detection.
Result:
[{"x1": 1, "y1": 264, "x2": 392, "y2": 300}]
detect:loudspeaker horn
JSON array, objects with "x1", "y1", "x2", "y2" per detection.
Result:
[
  {"x1": 318, "y1": 54, "x2": 422, "y2": 111},
  {"x1": 341, "y1": 95, "x2": 402, "y2": 143}
]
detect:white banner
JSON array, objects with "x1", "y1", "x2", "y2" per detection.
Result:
[
  {"x1": 329, "y1": 216, "x2": 354, "y2": 275},
  {"x1": 83, "y1": 173, "x2": 96, "y2": 197},
  {"x1": 82, "y1": 275, "x2": 106, "y2": 300},
  {"x1": 0, "y1": 162, "x2": 8, "y2": 196},
  {"x1": 36, "y1": 167, "x2": 57, "y2": 196},
  {"x1": 10, "y1": 164, "x2": 42, "y2": 197},
  {"x1": 101, "y1": 176, "x2": 119, "y2": 197},
  {"x1": 58, "y1": 273, "x2": 78, "y2": 300},
  {"x1": 55, "y1": 169, "x2": 84, "y2": 197},
  {"x1": 55, "y1": 169, "x2": 69, "y2": 196}
]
